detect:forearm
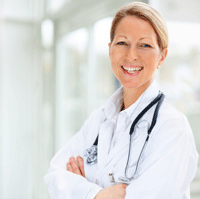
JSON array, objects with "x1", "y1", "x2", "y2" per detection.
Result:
[
  {"x1": 66, "y1": 156, "x2": 127, "y2": 199},
  {"x1": 44, "y1": 168, "x2": 102, "y2": 199}
]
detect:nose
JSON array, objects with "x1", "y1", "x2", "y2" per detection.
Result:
[{"x1": 125, "y1": 46, "x2": 139, "y2": 61}]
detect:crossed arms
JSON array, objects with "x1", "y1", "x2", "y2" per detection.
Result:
[{"x1": 67, "y1": 156, "x2": 127, "y2": 199}]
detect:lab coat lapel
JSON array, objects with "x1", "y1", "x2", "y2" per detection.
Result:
[
  {"x1": 107, "y1": 128, "x2": 130, "y2": 162},
  {"x1": 98, "y1": 119, "x2": 115, "y2": 170},
  {"x1": 125, "y1": 81, "x2": 160, "y2": 135}
]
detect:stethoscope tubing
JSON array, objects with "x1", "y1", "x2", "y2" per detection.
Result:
[{"x1": 123, "y1": 92, "x2": 165, "y2": 181}]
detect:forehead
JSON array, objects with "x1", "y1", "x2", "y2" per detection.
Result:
[{"x1": 115, "y1": 15, "x2": 157, "y2": 39}]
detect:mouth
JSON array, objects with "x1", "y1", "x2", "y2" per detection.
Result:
[{"x1": 121, "y1": 65, "x2": 144, "y2": 74}]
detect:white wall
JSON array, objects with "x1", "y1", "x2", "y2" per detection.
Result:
[
  {"x1": 0, "y1": 19, "x2": 43, "y2": 199},
  {"x1": 0, "y1": 0, "x2": 47, "y2": 198}
]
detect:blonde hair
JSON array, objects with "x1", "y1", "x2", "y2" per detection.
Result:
[{"x1": 110, "y1": 2, "x2": 168, "y2": 50}]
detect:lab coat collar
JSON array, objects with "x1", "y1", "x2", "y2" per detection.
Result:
[
  {"x1": 102, "y1": 87, "x2": 123, "y2": 120},
  {"x1": 102, "y1": 81, "x2": 160, "y2": 125}
]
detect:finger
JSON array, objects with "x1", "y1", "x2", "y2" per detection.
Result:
[
  {"x1": 66, "y1": 162, "x2": 73, "y2": 173},
  {"x1": 69, "y1": 157, "x2": 82, "y2": 176},
  {"x1": 121, "y1": 183, "x2": 128, "y2": 188},
  {"x1": 76, "y1": 156, "x2": 85, "y2": 177},
  {"x1": 117, "y1": 184, "x2": 127, "y2": 197}
]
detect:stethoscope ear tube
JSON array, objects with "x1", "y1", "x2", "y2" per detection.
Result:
[
  {"x1": 129, "y1": 93, "x2": 164, "y2": 136},
  {"x1": 148, "y1": 93, "x2": 165, "y2": 134}
]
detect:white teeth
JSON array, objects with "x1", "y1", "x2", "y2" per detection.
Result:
[{"x1": 122, "y1": 66, "x2": 143, "y2": 73}]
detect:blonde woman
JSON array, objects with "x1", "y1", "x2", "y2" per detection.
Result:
[{"x1": 44, "y1": 2, "x2": 198, "y2": 199}]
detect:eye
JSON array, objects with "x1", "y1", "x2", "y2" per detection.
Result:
[
  {"x1": 141, "y1": 43, "x2": 152, "y2": 48},
  {"x1": 117, "y1": 41, "x2": 126, "y2": 45}
]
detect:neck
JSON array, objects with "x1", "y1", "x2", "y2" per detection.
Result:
[
  {"x1": 122, "y1": 88, "x2": 143, "y2": 109},
  {"x1": 123, "y1": 82, "x2": 153, "y2": 109}
]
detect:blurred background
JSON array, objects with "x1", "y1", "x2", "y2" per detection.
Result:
[{"x1": 0, "y1": 0, "x2": 199, "y2": 198}]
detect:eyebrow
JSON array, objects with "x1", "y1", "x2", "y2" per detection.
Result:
[
  {"x1": 139, "y1": 37, "x2": 153, "y2": 41},
  {"x1": 115, "y1": 35, "x2": 128, "y2": 39}
]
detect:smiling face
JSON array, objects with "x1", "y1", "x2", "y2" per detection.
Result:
[{"x1": 109, "y1": 15, "x2": 167, "y2": 93}]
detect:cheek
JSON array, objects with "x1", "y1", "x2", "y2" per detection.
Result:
[
  {"x1": 110, "y1": 48, "x2": 124, "y2": 64},
  {"x1": 144, "y1": 53, "x2": 161, "y2": 67},
  {"x1": 109, "y1": 52, "x2": 121, "y2": 76},
  {"x1": 110, "y1": 51, "x2": 118, "y2": 65}
]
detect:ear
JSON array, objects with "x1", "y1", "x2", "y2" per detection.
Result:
[
  {"x1": 108, "y1": 42, "x2": 111, "y2": 57},
  {"x1": 157, "y1": 48, "x2": 168, "y2": 69}
]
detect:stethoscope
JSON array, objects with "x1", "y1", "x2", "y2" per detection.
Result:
[{"x1": 84, "y1": 92, "x2": 165, "y2": 182}]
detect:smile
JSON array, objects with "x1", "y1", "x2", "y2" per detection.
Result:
[{"x1": 121, "y1": 66, "x2": 143, "y2": 74}]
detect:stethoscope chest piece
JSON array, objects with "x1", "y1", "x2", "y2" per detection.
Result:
[{"x1": 84, "y1": 145, "x2": 98, "y2": 165}]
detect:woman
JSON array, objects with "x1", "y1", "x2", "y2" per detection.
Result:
[{"x1": 44, "y1": 2, "x2": 198, "y2": 199}]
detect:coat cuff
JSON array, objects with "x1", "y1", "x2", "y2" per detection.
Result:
[{"x1": 85, "y1": 186, "x2": 103, "y2": 199}]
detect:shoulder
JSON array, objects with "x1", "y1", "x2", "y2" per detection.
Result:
[
  {"x1": 150, "y1": 98, "x2": 193, "y2": 144},
  {"x1": 77, "y1": 106, "x2": 105, "y2": 139},
  {"x1": 159, "y1": 98, "x2": 190, "y2": 130},
  {"x1": 84, "y1": 106, "x2": 105, "y2": 126},
  {"x1": 147, "y1": 98, "x2": 198, "y2": 160},
  {"x1": 79, "y1": 107, "x2": 103, "y2": 133}
]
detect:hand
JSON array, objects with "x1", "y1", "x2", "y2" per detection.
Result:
[
  {"x1": 94, "y1": 183, "x2": 128, "y2": 199},
  {"x1": 66, "y1": 156, "x2": 85, "y2": 177}
]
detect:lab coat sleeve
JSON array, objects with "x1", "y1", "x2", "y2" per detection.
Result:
[
  {"x1": 44, "y1": 110, "x2": 103, "y2": 199},
  {"x1": 125, "y1": 115, "x2": 199, "y2": 199}
]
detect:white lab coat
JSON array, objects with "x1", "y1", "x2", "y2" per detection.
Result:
[{"x1": 44, "y1": 81, "x2": 199, "y2": 199}]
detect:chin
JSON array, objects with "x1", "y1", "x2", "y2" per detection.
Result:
[
  {"x1": 122, "y1": 80, "x2": 152, "y2": 91},
  {"x1": 121, "y1": 79, "x2": 138, "y2": 87},
  {"x1": 122, "y1": 82, "x2": 140, "y2": 90}
]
